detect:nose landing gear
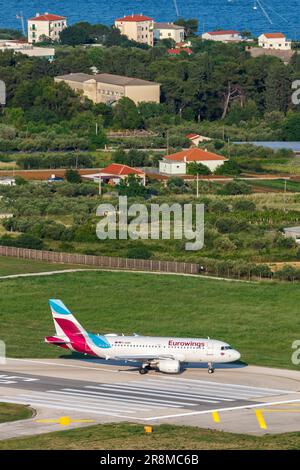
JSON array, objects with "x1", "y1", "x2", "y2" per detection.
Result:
[
  {"x1": 139, "y1": 364, "x2": 151, "y2": 374},
  {"x1": 208, "y1": 362, "x2": 215, "y2": 374}
]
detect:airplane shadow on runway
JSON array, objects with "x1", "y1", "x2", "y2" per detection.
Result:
[{"x1": 59, "y1": 353, "x2": 248, "y2": 373}]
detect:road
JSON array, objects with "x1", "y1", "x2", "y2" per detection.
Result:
[{"x1": 0, "y1": 358, "x2": 300, "y2": 439}]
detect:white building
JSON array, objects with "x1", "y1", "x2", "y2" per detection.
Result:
[
  {"x1": 28, "y1": 13, "x2": 67, "y2": 44},
  {"x1": 82, "y1": 163, "x2": 146, "y2": 186},
  {"x1": 154, "y1": 23, "x2": 185, "y2": 43},
  {"x1": 202, "y1": 30, "x2": 243, "y2": 43},
  {"x1": 0, "y1": 40, "x2": 55, "y2": 60},
  {"x1": 258, "y1": 33, "x2": 291, "y2": 50},
  {"x1": 115, "y1": 14, "x2": 154, "y2": 47},
  {"x1": 0, "y1": 177, "x2": 16, "y2": 186},
  {"x1": 159, "y1": 148, "x2": 227, "y2": 175}
]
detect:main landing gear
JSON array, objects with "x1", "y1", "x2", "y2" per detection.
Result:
[
  {"x1": 208, "y1": 362, "x2": 215, "y2": 374},
  {"x1": 139, "y1": 364, "x2": 151, "y2": 374}
]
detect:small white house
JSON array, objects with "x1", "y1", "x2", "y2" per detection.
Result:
[
  {"x1": 202, "y1": 30, "x2": 243, "y2": 43},
  {"x1": 0, "y1": 177, "x2": 16, "y2": 186},
  {"x1": 159, "y1": 148, "x2": 227, "y2": 175},
  {"x1": 154, "y1": 23, "x2": 185, "y2": 43},
  {"x1": 82, "y1": 163, "x2": 146, "y2": 186},
  {"x1": 258, "y1": 33, "x2": 291, "y2": 50}
]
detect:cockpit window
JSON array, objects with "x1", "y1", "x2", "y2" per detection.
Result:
[{"x1": 221, "y1": 345, "x2": 233, "y2": 350}]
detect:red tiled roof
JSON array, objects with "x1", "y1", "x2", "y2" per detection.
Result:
[
  {"x1": 164, "y1": 148, "x2": 227, "y2": 162},
  {"x1": 28, "y1": 13, "x2": 66, "y2": 21},
  {"x1": 168, "y1": 47, "x2": 192, "y2": 55},
  {"x1": 207, "y1": 30, "x2": 239, "y2": 36},
  {"x1": 100, "y1": 163, "x2": 145, "y2": 176},
  {"x1": 115, "y1": 14, "x2": 153, "y2": 22},
  {"x1": 186, "y1": 133, "x2": 200, "y2": 139},
  {"x1": 263, "y1": 32, "x2": 285, "y2": 38}
]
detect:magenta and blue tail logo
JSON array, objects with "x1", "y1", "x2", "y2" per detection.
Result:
[{"x1": 48, "y1": 299, "x2": 111, "y2": 352}]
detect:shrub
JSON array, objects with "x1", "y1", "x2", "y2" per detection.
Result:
[{"x1": 127, "y1": 245, "x2": 152, "y2": 259}]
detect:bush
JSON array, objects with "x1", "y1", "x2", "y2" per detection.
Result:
[
  {"x1": 232, "y1": 200, "x2": 256, "y2": 212},
  {"x1": 0, "y1": 233, "x2": 44, "y2": 250},
  {"x1": 218, "y1": 180, "x2": 251, "y2": 195},
  {"x1": 126, "y1": 245, "x2": 152, "y2": 260},
  {"x1": 213, "y1": 236, "x2": 237, "y2": 252}
]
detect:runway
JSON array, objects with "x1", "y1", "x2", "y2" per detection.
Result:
[{"x1": 0, "y1": 358, "x2": 300, "y2": 438}]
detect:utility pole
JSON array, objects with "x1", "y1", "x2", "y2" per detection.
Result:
[
  {"x1": 196, "y1": 173, "x2": 199, "y2": 198},
  {"x1": 166, "y1": 130, "x2": 169, "y2": 154},
  {"x1": 95, "y1": 122, "x2": 98, "y2": 135},
  {"x1": 284, "y1": 179, "x2": 287, "y2": 212},
  {"x1": 98, "y1": 172, "x2": 102, "y2": 196}
]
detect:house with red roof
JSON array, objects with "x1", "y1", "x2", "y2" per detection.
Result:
[
  {"x1": 28, "y1": 12, "x2": 67, "y2": 43},
  {"x1": 202, "y1": 30, "x2": 243, "y2": 43},
  {"x1": 83, "y1": 163, "x2": 146, "y2": 186},
  {"x1": 258, "y1": 33, "x2": 291, "y2": 50},
  {"x1": 186, "y1": 133, "x2": 211, "y2": 146},
  {"x1": 115, "y1": 14, "x2": 154, "y2": 46},
  {"x1": 159, "y1": 148, "x2": 227, "y2": 175}
]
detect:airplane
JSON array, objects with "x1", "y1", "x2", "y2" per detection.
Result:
[{"x1": 45, "y1": 299, "x2": 241, "y2": 375}]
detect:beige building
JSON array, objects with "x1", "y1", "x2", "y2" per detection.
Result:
[
  {"x1": 28, "y1": 13, "x2": 67, "y2": 43},
  {"x1": 154, "y1": 23, "x2": 185, "y2": 43},
  {"x1": 115, "y1": 14, "x2": 154, "y2": 46},
  {"x1": 55, "y1": 73, "x2": 160, "y2": 105},
  {"x1": 258, "y1": 33, "x2": 291, "y2": 50}
]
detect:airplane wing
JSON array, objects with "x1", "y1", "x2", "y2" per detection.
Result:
[{"x1": 110, "y1": 354, "x2": 176, "y2": 362}]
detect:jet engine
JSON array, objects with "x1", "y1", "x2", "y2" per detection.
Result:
[{"x1": 157, "y1": 359, "x2": 180, "y2": 374}]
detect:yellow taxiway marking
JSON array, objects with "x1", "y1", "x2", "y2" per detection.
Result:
[
  {"x1": 36, "y1": 416, "x2": 95, "y2": 426},
  {"x1": 212, "y1": 411, "x2": 220, "y2": 423},
  {"x1": 255, "y1": 410, "x2": 267, "y2": 429}
]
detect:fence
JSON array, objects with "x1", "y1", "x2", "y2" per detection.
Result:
[{"x1": 0, "y1": 245, "x2": 199, "y2": 275}]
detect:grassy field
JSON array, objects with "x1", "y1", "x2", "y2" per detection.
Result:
[
  {"x1": 250, "y1": 179, "x2": 300, "y2": 192},
  {"x1": 0, "y1": 403, "x2": 32, "y2": 424},
  {"x1": 0, "y1": 423, "x2": 299, "y2": 450},
  {"x1": 0, "y1": 256, "x2": 96, "y2": 276},
  {"x1": 0, "y1": 270, "x2": 299, "y2": 369}
]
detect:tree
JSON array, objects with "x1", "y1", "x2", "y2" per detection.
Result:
[
  {"x1": 174, "y1": 18, "x2": 198, "y2": 37},
  {"x1": 187, "y1": 162, "x2": 211, "y2": 175},
  {"x1": 113, "y1": 98, "x2": 143, "y2": 130},
  {"x1": 219, "y1": 180, "x2": 251, "y2": 195},
  {"x1": 117, "y1": 174, "x2": 147, "y2": 197},
  {"x1": 65, "y1": 169, "x2": 81, "y2": 184},
  {"x1": 265, "y1": 62, "x2": 291, "y2": 113},
  {"x1": 282, "y1": 112, "x2": 300, "y2": 140}
]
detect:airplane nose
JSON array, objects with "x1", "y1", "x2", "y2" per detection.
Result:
[{"x1": 234, "y1": 350, "x2": 241, "y2": 361}]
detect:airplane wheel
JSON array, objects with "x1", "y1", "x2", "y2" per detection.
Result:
[
  {"x1": 139, "y1": 367, "x2": 148, "y2": 375},
  {"x1": 208, "y1": 368, "x2": 214, "y2": 374}
]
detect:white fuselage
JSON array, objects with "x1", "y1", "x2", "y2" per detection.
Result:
[{"x1": 95, "y1": 335, "x2": 241, "y2": 364}]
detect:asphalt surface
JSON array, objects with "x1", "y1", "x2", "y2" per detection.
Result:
[{"x1": 0, "y1": 358, "x2": 300, "y2": 438}]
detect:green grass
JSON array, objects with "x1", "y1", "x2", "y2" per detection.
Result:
[
  {"x1": 0, "y1": 256, "x2": 96, "y2": 276},
  {"x1": 0, "y1": 270, "x2": 299, "y2": 369},
  {"x1": 250, "y1": 179, "x2": 300, "y2": 192},
  {"x1": 0, "y1": 403, "x2": 33, "y2": 424},
  {"x1": 0, "y1": 423, "x2": 299, "y2": 450}
]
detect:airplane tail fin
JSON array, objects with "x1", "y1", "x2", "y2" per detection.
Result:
[{"x1": 49, "y1": 299, "x2": 87, "y2": 339}]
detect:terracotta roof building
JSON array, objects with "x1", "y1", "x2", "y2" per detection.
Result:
[
  {"x1": 83, "y1": 163, "x2": 146, "y2": 185},
  {"x1": 28, "y1": 12, "x2": 67, "y2": 44},
  {"x1": 258, "y1": 32, "x2": 291, "y2": 50},
  {"x1": 202, "y1": 30, "x2": 243, "y2": 43},
  {"x1": 115, "y1": 14, "x2": 154, "y2": 46},
  {"x1": 159, "y1": 148, "x2": 227, "y2": 175}
]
